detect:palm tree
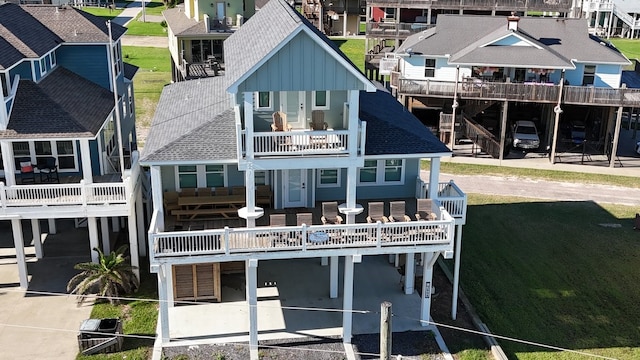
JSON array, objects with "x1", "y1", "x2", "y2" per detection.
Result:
[{"x1": 67, "y1": 245, "x2": 139, "y2": 305}]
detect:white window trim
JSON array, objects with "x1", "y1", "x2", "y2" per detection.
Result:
[
  {"x1": 357, "y1": 159, "x2": 405, "y2": 186},
  {"x1": 175, "y1": 164, "x2": 228, "y2": 190},
  {"x1": 317, "y1": 168, "x2": 341, "y2": 188},
  {"x1": 312, "y1": 91, "x2": 330, "y2": 110},
  {"x1": 424, "y1": 58, "x2": 436, "y2": 78},
  {"x1": 254, "y1": 91, "x2": 273, "y2": 111},
  {"x1": 39, "y1": 57, "x2": 47, "y2": 77},
  {"x1": 50, "y1": 51, "x2": 57, "y2": 68},
  {"x1": 13, "y1": 140, "x2": 79, "y2": 173}
]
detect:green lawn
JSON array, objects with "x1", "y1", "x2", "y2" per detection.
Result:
[
  {"x1": 127, "y1": 0, "x2": 167, "y2": 16},
  {"x1": 332, "y1": 38, "x2": 366, "y2": 73},
  {"x1": 125, "y1": 14, "x2": 167, "y2": 36},
  {"x1": 427, "y1": 161, "x2": 640, "y2": 189},
  {"x1": 75, "y1": 6, "x2": 123, "y2": 20},
  {"x1": 122, "y1": 46, "x2": 172, "y2": 148},
  {"x1": 609, "y1": 38, "x2": 640, "y2": 60},
  {"x1": 449, "y1": 194, "x2": 640, "y2": 359}
]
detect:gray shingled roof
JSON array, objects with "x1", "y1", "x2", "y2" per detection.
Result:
[
  {"x1": 614, "y1": 0, "x2": 640, "y2": 14},
  {"x1": 1, "y1": 67, "x2": 114, "y2": 139},
  {"x1": 224, "y1": 0, "x2": 365, "y2": 91},
  {"x1": 0, "y1": 3, "x2": 63, "y2": 69},
  {"x1": 21, "y1": 4, "x2": 126, "y2": 43},
  {"x1": 140, "y1": 74, "x2": 448, "y2": 163},
  {"x1": 123, "y1": 62, "x2": 139, "y2": 81},
  {"x1": 162, "y1": 6, "x2": 208, "y2": 36},
  {"x1": 360, "y1": 90, "x2": 451, "y2": 156},
  {"x1": 140, "y1": 76, "x2": 236, "y2": 163},
  {"x1": 399, "y1": 15, "x2": 629, "y2": 66}
]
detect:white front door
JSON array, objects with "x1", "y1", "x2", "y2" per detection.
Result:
[
  {"x1": 281, "y1": 91, "x2": 305, "y2": 128},
  {"x1": 283, "y1": 169, "x2": 307, "y2": 208}
]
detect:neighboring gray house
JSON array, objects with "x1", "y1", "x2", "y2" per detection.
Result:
[{"x1": 141, "y1": 0, "x2": 467, "y2": 357}]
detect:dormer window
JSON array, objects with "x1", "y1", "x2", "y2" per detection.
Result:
[{"x1": 424, "y1": 58, "x2": 436, "y2": 78}]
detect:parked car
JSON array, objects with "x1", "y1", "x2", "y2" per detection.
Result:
[
  {"x1": 511, "y1": 120, "x2": 540, "y2": 150},
  {"x1": 571, "y1": 120, "x2": 586, "y2": 144}
]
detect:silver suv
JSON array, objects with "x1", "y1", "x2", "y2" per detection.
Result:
[{"x1": 512, "y1": 120, "x2": 540, "y2": 150}]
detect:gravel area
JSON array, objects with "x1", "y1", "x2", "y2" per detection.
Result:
[{"x1": 163, "y1": 331, "x2": 444, "y2": 359}]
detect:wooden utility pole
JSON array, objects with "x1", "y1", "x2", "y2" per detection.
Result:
[{"x1": 380, "y1": 301, "x2": 392, "y2": 360}]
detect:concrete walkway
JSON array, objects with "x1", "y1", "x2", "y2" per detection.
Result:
[{"x1": 112, "y1": 0, "x2": 151, "y2": 27}]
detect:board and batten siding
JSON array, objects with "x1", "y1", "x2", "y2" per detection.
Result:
[
  {"x1": 237, "y1": 31, "x2": 367, "y2": 93},
  {"x1": 400, "y1": 56, "x2": 457, "y2": 81}
]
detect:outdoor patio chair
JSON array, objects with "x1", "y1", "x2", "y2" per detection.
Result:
[
  {"x1": 389, "y1": 201, "x2": 411, "y2": 222},
  {"x1": 415, "y1": 198, "x2": 437, "y2": 221},
  {"x1": 296, "y1": 213, "x2": 313, "y2": 226},
  {"x1": 271, "y1": 111, "x2": 292, "y2": 132},
  {"x1": 321, "y1": 202, "x2": 343, "y2": 225},
  {"x1": 366, "y1": 202, "x2": 388, "y2": 223},
  {"x1": 16, "y1": 157, "x2": 36, "y2": 184},
  {"x1": 309, "y1": 110, "x2": 328, "y2": 130},
  {"x1": 36, "y1": 156, "x2": 59, "y2": 183},
  {"x1": 270, "y1": 214, "x2": 287, "y2": 227}
]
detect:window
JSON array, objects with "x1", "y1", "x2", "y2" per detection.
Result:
[
  {"x1": 424, "y1": 58, "x2": 436, "y2": 78},
  {"x1": 384, "y1": 8, "x2": 395, "y2": 19},
  {"x1": 205, "y1": 165, "x2": 224, "y2": 187},
  {"x1": 255, "y1": 171, "x2": 267, "y2": 185},
  {"x1": 113, "y1": 45, "x2": 122, "y2": 76},
  {"x1": 128, "y1": 86, "x2": 134, "y2": 114},
  {"x1": 176, "y1": 164, "x2": 227, "y2": 189},
  {"x1": 358, "y1": 159, "x2": 404, "y2": 185},
  {"x1": 318, "y1": 169, "x2": 340, "y2": 187},
  {"x1": 177, "y1": 165, "x2": 198, "y2": 189},
  {"x1": 583, "y1": 65, "x2": 596, "y2": 86},
  {"x1": 12, "y1": 141, "x2": 76, "y2": 171},
  {"x1": 1, "y1": 72, "x2": 8, "y2": 97},
  {"x1": 50, "y1": 51, "x2": 57, "y2": 67},
  {"x1": 34, "y1": 141, "x2": 52, "y2": 168},
  {"x1": 39, "y1": 57, "x2": 47, "y2": 76},
  {"x1": 312, "y1": 91, "x2": 330, "y2": 110},
  {"x1": 56, "y1": 141, "x2": 75, "y2": 170},
  {"x1": 255, "y1": 92, "x2": 273, "y2": 110}
]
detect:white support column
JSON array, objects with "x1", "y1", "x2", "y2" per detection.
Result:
[
  {"x1": 100, "y1": 217, "x2": 111, "y2": 255},
  {"x1": 128, "y1": 213, "x2": 140, "y2": 279},
  {"x1": 136, "y1": 188, "x2": 146, "y2": 256},
  {"x1": 404, "y1": 253, "x2": 415, "y2": 294},
  {"x1": 330, "y1": 256, "x2": 339, "y2": 298},
  {"x1": 166, "y1": 264, "x2": 175, "y2": 308},
  {"x1": 610, "y1": 105, "x2": 624, "y2": 168},
  {"x1": 48, "y1": 219, "x2": 56, "y2": 235},
  {"x1": 11, "y1": 219, "x2": 28, "y2": 289},
  {"x1": 157, "y1": 265, "x2": 171, "y2": 343},
  {"x1": 87, "y1": 217, "x2": 100, "y2": 263},
  {"x1": 428, "y1": 158, "x2": 440, "y2": 199},
  {"x1": 246, "y1": 259, "x2": 259, "y2": 360},
  {"x1": 0, "y1": 141, "x2": 16, "y2": 186},
  {"x1": 31, "y1": 219, "x2": 43, "y2": 259},
  {"x1": 150, "y1": 165, "x2": 165, "y2": 230},
  {"x1": 452, "y1": 225, "x2": 463, "y2": 320},
  {"x1": 420, "y1": 252, "x2": 438, "y2": 326},
  {"x1": 343, "y1": 10, "x2": 347, "y2": 36},
  {"x1": 80, "y1": 139, "x2": 93, "y2": 184},
  {"x1": 342, "y1": 255, "x2": 355, "y2": 343}
]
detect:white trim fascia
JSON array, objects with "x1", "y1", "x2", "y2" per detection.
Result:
[
  {"x1": 139, "y1": 159, "x2": 239, "y2": 167},
  {"x1": 480, "y1": 33, "x2": 542, "y2": 49},
  {"x1": 448, "y1": 61, "x2": 575, "y2": 70},
  {"x1": 227, "y1": 27, "x2": 305, "y2": 94},
  {"x1": 571, "y1": 59, "x2": 631, "y2": 66},
  {"x1": 364, "y1": 153, "x2": 451, "y2": 160},
  {"x1": 30, "y1": 60, "x2": 37, "y2": 81}
]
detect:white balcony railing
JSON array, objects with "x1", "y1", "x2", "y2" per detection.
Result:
[
  {"x1": 241, "y1": 129, "x2": 351, "y2": 157},
  {"x1": 150, "y1": 214, "x2": 455, "y2": 260},
  {"x1": 416, "y1": 179, "x2": 467, "y2": 224}
]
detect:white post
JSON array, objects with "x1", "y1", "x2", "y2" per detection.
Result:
[
  {"x1": 0, "y1": 141, "x2": 16, "y2": 186},
  {"x1": 330, "y1": 256, "x2": 339, "y2": 298},
  {"x1": 11, "y1": 218, "x2": 28, "y2": 289},
  {"x1": 404, "y1": 253, "x2": 414, "y2": 294},
  {"x1": 166, "y1": 264, "x2": 175, "y2": 308},
  {"x1": 31, "y1": 219, "x2": 43, "y2": 259},
  {"x1": 87, "y1": 217, "x2": 100, "y2": 263},
  {"x1": 428, "y1": 158, "x2": 440, "y2": 199},
  {"x1": 157, "y1": 265, "x2": 171, "y2": 343},
  {"x1": 342, "y1": 255, "x2": 355, "y2": 343},
  {"x1": 100, "y1": 217, "x2": 111, "y2": 255},
  {"x1": 247, "y1": 259, "x2": 259, "y2": 360},
  {"x1": 136, "y1": 188, "x2": 146, "y2": 256},
  {"x1": 80, "y1": 139, "x2": 93, "y2": 183},
  {"x1": 610, "y1": 105, "x2": 624, "y2": 168},
  {"x1": 128, "y1": 213, "x2": 140, "y2": 279},
  {"x1": 420, "y1": 252, "x2": 438, "y2": 326},
  {"x1": 452, "y1": 225, "x2": 463, "y2": 319},
  {"x1": 150, "y1": 166, "x2": 165, "y2": 230},
  {"x1": 48, "y1": 219, "x2": 57, "y2": 234}
]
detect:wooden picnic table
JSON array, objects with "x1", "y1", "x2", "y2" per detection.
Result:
[{"x1": 173, "y1": 194, "x2": 246, "y2": 220}]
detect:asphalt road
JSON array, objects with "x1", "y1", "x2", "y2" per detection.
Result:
[{"x1": 436, "y1": 172, "x2": 640, "y2": 207}]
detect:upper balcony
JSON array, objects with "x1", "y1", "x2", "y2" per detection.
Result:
[
  {"x1": 366, "y1": 21, "x2": 435, "y2": 39},
  {"x1": 0, "y1": 152, "x2": 141, "y2": 219},
  {"x1": 365, "y1": 0, "x2": 571, "y2": 11},
  {"x1": 391, "y1": 72, "x2": 640, "y2": 107},
  {"x1": 148, "y1": 181, "x2": 466, "y2": 265}
]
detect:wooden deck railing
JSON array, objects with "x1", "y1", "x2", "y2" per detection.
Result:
[
  {"x1": 366, "y1": 22, "x2": 435, "y2": 38},
  {"x1": 395, "y1": 76, "x2": 640, "y2": 106},
  {"x1": 366, "y1": 0, "x2": 570, "y2": 10},
  {"x1": 150, "y1": 214, "x2": 455, "y2": 260}
]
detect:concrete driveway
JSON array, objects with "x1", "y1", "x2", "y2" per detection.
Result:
[{"x1": 0, "y1": 220, "x2": 93, "y2": 360}]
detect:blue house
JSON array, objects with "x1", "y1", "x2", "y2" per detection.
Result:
[
  {"x1": 142, "y1": 0, "x2": 467, "y2": 355},
  {"x1": 0, "y1": 4, "x2": 145, "y2": 288}
]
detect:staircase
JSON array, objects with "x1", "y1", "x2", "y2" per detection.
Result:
[
  {"x1": 302, "y1": 0, "x2": 323, "y2": 31},
  {"x1": 613, "y1": 5, "x2": 640, "y2": 32}
]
